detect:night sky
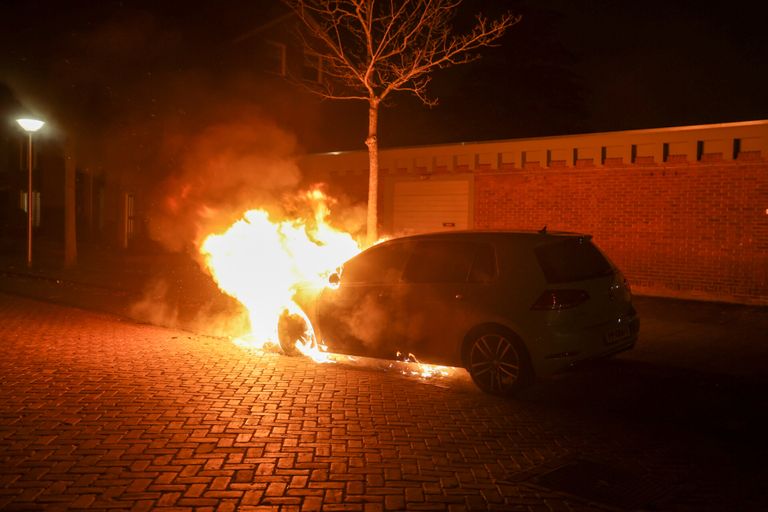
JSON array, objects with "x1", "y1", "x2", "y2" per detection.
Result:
[{"x1": 2, "y1": 0, "x2": 767, "y2": 152}]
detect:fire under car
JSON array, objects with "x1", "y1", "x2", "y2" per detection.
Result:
[{"x1": 280, "y1": 230, "x2": 639, "y2": 395}]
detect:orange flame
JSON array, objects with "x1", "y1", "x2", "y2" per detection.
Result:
[
  {"x1": 199, "y1": 188, "x2": 361, "y2": 359},
  {"x1": 199, "y1": 188, "x2": 460, "y2": 382}
]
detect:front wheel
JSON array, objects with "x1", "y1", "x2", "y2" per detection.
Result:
[
  {"x1": 464, "y1": 328, "x2": 531, "y2": 395},
  {"x1": 277, "y1": 310, "x2": 309, "y2": 356}
]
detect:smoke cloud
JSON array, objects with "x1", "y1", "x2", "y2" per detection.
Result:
[
  {"x1": 148, "y1": 115, "x2": 303, "y2": 252},
  {"x1": 2, "y1": 3, "x2": 371, "y2": 339}
]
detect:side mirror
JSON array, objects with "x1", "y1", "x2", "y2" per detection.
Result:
[{"x1": 328, "y1": 272, "x2": 340, "y2": 286}]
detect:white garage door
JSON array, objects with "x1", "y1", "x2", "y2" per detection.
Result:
[{"x1": 392, "y1": 178, "x2": 471, "y2": 235}]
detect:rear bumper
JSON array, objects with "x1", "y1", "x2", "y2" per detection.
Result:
[{"x1": 534, "y1": 314, "x2": 640, "y2": 377}]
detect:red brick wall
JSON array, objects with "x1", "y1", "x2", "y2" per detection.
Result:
[{"x1": 474, "y1": 156, "x2": 768, "y2": 305}]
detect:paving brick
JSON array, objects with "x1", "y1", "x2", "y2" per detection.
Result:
[{"x1": 0, "y1": 293, "x2": 766, "y2": 511}]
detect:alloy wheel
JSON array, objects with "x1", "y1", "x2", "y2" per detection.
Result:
[{"x1": 467, "y1": 332, "x2": 522, "y2": 395}]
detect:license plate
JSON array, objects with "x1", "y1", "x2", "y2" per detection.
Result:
[{"x1": 605, "y1": 325, "x2": 630, "y2": 345}]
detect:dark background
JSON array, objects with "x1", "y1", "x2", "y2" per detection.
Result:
[{"x1": 2, "y1": 0, "x2": 767, "y2": 152}]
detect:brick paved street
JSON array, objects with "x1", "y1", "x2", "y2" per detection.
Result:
[{"x1": 1, "y1": 292, "x2": 767, "y2": 511}]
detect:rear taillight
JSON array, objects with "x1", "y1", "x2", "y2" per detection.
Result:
[{"x1": 531, "y1": 289, "x2": 590, "y2": 310}]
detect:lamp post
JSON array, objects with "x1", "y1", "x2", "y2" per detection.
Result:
[{"x1": 16, "y1": 118, "x2": 45, "y2": 268}]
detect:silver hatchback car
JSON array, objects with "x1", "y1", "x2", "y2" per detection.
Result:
[{"x1": 282, "y1": 230, "x2": 639, "y2": 395}]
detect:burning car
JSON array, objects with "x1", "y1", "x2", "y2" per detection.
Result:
[{"x1": 280, "y1": 230, "x2": 639, "y2": 395}]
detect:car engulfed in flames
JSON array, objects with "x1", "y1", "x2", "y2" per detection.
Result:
[{"x1": 199, "y1": 189, "x2": 638, "y2": 395}]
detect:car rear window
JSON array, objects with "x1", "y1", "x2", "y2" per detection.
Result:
[
  {"x1": 402, "y1": 241, "x2": 497, "y2": 283},
  {"x1": 535, "y1": 237, "x2": 613, "y2": 284}
]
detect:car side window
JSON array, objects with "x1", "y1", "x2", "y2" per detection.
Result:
[
  {"x1": 402, "y1": 241, "x2": 490, "y2": 283},
  {"x1": 341, "y1": 242, "x2": 412, "y2": 284},
  {"x1": 468, "y1": 243, "x2": 498, "y2": 283}
]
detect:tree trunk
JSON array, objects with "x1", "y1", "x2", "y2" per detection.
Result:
[
  {"x1": 63, "y1": 143, "x2": 77, "y2": 267},
  {"x1": 365, "y1": 99, "x2": 380, "y2": 246}
]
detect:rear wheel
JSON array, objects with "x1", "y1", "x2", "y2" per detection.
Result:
[{"x1": 464, "y1": 328, "x2": 531, "y2": 395}]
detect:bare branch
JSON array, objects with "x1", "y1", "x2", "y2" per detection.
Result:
[{"x1": 283, "y1": 0, "x2": 520, "y2": 104}]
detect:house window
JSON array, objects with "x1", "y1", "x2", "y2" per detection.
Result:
[
  {"x1": 96, "y1": 185, "x2": 105, "y2": 234},
  {"x1": 302, "y1": 52, "x2": 324, "y2": 83},
  {"x1": 124, "y1": 193, "x2": 135, "y2": 248},
  {"x1": 19, "y1": 191, "x2": 41, "y2": 227},
  {"x1": 264, "y1": 41, "x2": 286, "y2": 76}
]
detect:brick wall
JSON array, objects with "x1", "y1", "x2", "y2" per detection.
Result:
[
  {"x1": 302, "y1": 121, "x2": 768, "y2": 305},
  {"x1": 474, "y1": 156, "x2": 768, "y2": 305}
]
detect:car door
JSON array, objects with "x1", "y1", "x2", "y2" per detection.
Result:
[
  {"x1": 317, "y1": 241, "x2": 412, "y2": 359},
  {"x1": 395, "y1": 240, "x2": 498, "y2": 366}
]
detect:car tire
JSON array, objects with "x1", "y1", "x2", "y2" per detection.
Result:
[
  {"x1": 277, "y1": 310, "x2": 308, "y2": 356},
  {"x1": 464, "y1": 327, "x2": 532, "y2": 395}
]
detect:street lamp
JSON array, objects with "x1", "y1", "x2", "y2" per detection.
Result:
[{"x1": 16, "y1": 118, "x2": 45, "y2": 268}]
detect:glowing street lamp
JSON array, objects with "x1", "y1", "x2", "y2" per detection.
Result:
[{"x1": 16, "y1": 118, "x2": 45, "y2": 268}]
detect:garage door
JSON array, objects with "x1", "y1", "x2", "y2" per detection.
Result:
[{"x1": 392, "y1": 178, "x2": 471, "y2": 235}]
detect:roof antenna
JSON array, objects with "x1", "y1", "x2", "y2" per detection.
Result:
[{"x1": 538, "y1": 225, "x2": 547, "y2": 234}]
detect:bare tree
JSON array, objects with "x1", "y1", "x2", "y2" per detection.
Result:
[{"x1": 282, "y1": 0, "x2": 520, "y2": 244}]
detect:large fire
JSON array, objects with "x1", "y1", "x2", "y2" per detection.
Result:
[
  {"x1": 199, "y1": 186, "x2": 460, "y2": 382},
  {"x1": 199, "y1": 188, "x2": 360, "y2": 357}
]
